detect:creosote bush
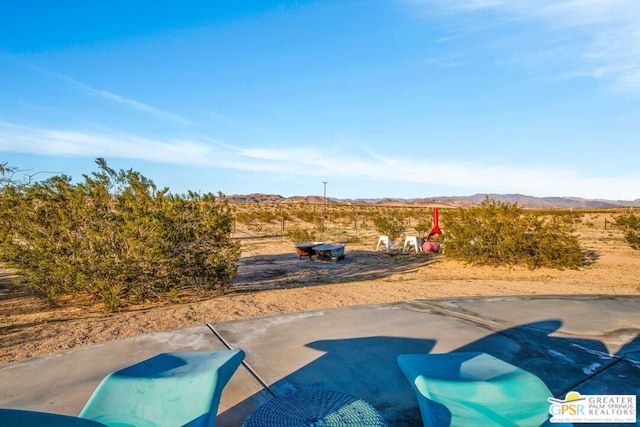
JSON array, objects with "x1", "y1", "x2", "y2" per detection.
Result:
[
  {"x1": 614, "y1": 212, "x2": 640, "y2": 250},
  {"x1": 414, "y1": 219, "x2": 433, "y2": 237},
  {"x1": 0, "y1": 159, "x2": 240, "y2": 311},
  {"x1": 284, "y1": 226, "x2": 317, "y2": 243},
  {"x1": 372, "y1": 214, "x2": 406, "y2": 242},
  {"x1": 444, "y1": 198, "x2": 582, "y2": 269}
]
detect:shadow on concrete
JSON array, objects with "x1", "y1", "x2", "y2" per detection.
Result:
[
  {"x1": 219, "y1": 336, "x2": 435, "y2": 426},
  {"x1": 219, "y1": 319, "x2": 639, "y2": 426},
  {"x1": 455, "y1": 320, "x2": 625, "y2": 395}
]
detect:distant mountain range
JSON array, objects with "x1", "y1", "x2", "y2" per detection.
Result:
[{"x1": 226, "y1": 193, "x2": 640, "y2": 208}]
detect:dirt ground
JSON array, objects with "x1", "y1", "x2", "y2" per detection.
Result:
[{"x1": 1, "y1": 214, "x2": 639, "y2": 365}]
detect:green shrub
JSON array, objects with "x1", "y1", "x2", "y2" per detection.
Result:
[
  {"x1": 372, "y1": 214, "x2": 406, "y2": 242},
  {"x1": 284, "y1": 226, "x2": 317, "y2": 243},
  {"x1": 235, "y1": 211, "x2": 254, "y2": 226},
  {"x1": 0, "y1": 158, "x2": 240, "y2": 311},
  {"x1": 444, "y1": 198, "x2": 582, "y2": 268},
  {"x1": 614, "y1": 212, "x2": 640, "y2": 250},
  {"x1": 254, "y1": 208, "x2": 276, "y2": 224},
  {"x1": 291, "y1": 207, "x2": 316, "y2": 223},
  {"x1": 414, "y1": 220, "x2": 431, "y2": 237}
]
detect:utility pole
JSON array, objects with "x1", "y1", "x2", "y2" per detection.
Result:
[{"x1": 322, "y1": 181, "x2": 328, "y2": 205}]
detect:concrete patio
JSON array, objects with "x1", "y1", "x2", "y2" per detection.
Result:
[{"x1": 1, "y1": 295, "x2": 638, "y2": 426}]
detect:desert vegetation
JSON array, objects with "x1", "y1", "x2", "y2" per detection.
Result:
[
  {"x1": 0, "y1": 159, "x2": 239, "y2": 311},
  {"x1": 230, "y1": 197, "x2": 640, "y2": 271},
  {"x1": 2, "y1": 159, "x2": 639, "y2": 315},
  {"x1": 443, "y1": 198, "x2": 583, "y2": 268},
  {"x1": 2, "y1": 161, "x2": 640, "y2": 363},
  {"x1": 614, "y1": 211, "x2": 640, "y2": 250}
]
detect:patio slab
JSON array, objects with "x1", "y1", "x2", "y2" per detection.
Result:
[
  {"x1": 212, "y1": 301, "x2": 496, "y2": 425},
  {"x1": 0, "y1": 326, "x2": 263, "y2": 419},
  {"x1": 0, "y1": 295, "x2": 638, "y2": 426}
]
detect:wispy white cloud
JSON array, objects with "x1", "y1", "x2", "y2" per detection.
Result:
[
  {"x1": 423, "y1": 52, "x2": 466, "y2": 68},
  {"x1": 53, "y1": 73, "x2": 194, "y2": 125},
  {"x1": 406, "y1": 0, "x2": 640, "y2": 94},
  {"x1": 230, "y1": 143, "x2": 640, "y2": 199},
  {"x1": 2, "y1": 121, "x2": 639, "y2": 199},
  {"x1": 0, "y1": 122, "x2": 210, "y2": 166}
]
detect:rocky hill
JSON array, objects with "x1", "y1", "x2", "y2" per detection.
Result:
[{"x1": 225, "y1": 193, "x2": 640, "y2": 208}]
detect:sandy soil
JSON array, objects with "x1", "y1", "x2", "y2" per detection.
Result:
[{"x1": 1, "y1": 218, "x2": 639, "y2": 365}]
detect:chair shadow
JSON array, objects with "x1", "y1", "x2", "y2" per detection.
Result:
[
  {"x1": 219, "y1": 336, "x2": 436, "y2": 426},
  {"x1": 219, "y1": 317, "x2": 639, "y2": 426},
  {"x1": 459, "y1": 320, "x2": 638, "y2": 396}
]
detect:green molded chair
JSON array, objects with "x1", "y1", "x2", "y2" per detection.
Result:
[
  {"x1": 79, "y1": 350, "x2": 245, "y2": 427},
  {"x1": 0, "y1": 408, "x2": 107, "y2": 426},
  {"x1": 397, "y1": 352, "x2": 552, "y2": 427}
]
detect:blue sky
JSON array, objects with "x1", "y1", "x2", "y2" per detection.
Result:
[{"x1": 1, "y1": 0, "x2": 639, "y2": 200}]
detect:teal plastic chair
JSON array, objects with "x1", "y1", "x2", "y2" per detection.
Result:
[
  {"x1": 397, "y1": 352, "x2": 552, "y2": 427},
  {"x1": 79, "y1": 350, "x2": 245, "y2": 427},
  {"x1": 0, "y1": 408, "x2": 107, "y2": 426}
]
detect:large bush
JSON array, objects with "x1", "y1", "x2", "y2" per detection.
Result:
[
  {"x1": 0, "y1": 159, "x2": 240, "y2": 311},
  {"x1": 614, "y1": 211, "x2": 640, "y2": 250},
  {"x1": 444, "y1": 198, "x2": 582, "y2": 268}
]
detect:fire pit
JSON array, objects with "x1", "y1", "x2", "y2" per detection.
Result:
[{"x1": 422, "y1": 208, "x2": 442, "y2": 253}]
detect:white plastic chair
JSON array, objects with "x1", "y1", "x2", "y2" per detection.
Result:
[
  {"x1": 403, "y1": 236, "x2": 421, "y2": 253},
  {"x1": 376, "y1": 235, "x2": 391, "y2": 252}
]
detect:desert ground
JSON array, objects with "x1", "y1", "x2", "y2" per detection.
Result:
[{"x1": 1, "y1": 209, "x2": 639, "y2": 365}]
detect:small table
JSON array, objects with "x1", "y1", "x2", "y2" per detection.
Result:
[{"x1": 243, "y1": 389, "x2": 387, "y2": 426}]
